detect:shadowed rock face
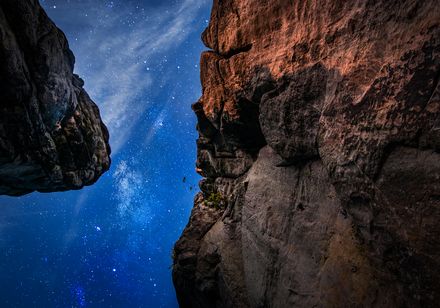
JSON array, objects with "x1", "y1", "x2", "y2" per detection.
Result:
[
  {"x1": 173, "y1": 0, "x2": 440, "y2": 307},
  {"x1": 0, "y1": 0, "x2": 110, "y2": 196}
]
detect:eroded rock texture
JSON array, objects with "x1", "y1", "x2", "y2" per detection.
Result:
[
  {"x1": 173, "y1": 0, "x2": 440, "y2": 307},
  {"x1": 0, "y1": 0, "x2": 110, "y2": 196}
]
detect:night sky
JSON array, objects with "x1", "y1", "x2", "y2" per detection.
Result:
[{"x1": 0, "y1": 0, "x2": 211, "y2": 307}]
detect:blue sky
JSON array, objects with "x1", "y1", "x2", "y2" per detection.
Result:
[{"x1": 0, "y1": 0, "x2": 211, "y2": 307}]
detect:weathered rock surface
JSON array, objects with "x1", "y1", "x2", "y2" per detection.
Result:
[
  {"x1": 0, "y1": 0, "x2": 110, "y2": 196},
  {"x1": 173, "y1": 0, "x2": 440, "y2": 307}
]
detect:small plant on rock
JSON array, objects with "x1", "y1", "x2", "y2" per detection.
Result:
[{"x1": 204, "y1": 192, "x2": 226, "y2": 210}]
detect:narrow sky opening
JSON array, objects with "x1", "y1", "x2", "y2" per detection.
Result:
[{"x1": 0, "y1": 0, "x2": 211, "y2": 307}]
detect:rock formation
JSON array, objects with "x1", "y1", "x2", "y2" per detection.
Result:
[
  {"x1": 0, "y1": 0, "x2": 110, "y2": 196},
  {"x1": 173, "y1": 0, "x2": 440, "y2": 307}
]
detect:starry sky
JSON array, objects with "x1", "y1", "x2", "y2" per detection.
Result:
[{"x1": 0, "y1": 0, "x2": 211, "y2": 307}]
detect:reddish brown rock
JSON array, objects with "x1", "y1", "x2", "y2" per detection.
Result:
[
  {"x1": 0, "y1": 0, "x2": 110, "y2": 195},
  {"x1": 174, "y1": 0, "x2": 440, "y2": 307}
]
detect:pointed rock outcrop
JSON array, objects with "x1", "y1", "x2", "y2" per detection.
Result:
[{"x1": 0, "y1": 0, "x2": 110, "y2": 196}]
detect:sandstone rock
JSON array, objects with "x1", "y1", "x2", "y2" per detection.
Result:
[
  {"x1": 0, "y1": 0, "x2": 110, "y2": 195},
  {"x1": 174, "y1": 0, "x2": 440, "y2": 307}
]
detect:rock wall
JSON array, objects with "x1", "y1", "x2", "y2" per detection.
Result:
[
  {"x1": 173, "y1": 0, "x2": 440, "y2": 307},
  {"x1": 0, "y1": 0, "x2": 110, "y2": 196}
]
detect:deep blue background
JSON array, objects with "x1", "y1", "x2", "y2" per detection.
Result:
[{"x1": 0, "y1": 0, "x2": 211, "y2": 307}]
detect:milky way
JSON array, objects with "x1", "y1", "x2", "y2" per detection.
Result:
[{"x1": 0, "y1": 0, "x2": 211, "y2": 306}]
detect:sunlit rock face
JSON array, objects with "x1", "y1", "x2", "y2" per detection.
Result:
[
  {"x1": 0, "y1": 0, "x2": 110, "y2": 196},
  {"x1": 173, "y1": 0, "x2": 440, "y2": 307}
]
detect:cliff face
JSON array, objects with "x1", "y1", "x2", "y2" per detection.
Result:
[
  {"x1": 173, "y1": 1, "x2": 440, "y2": 307},
  {"x1": 0, "y1": 0, "x2": 110, "y2": 196}
]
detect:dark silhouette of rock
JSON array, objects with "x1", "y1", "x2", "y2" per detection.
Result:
[
  {"x1": 173, "y1": 0, "x2": 440, "y2": 307},
  {"x1": 0, "y1": 0, "x2": 110, "y2": 196}
]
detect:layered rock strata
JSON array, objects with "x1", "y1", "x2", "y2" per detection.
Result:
[
  {"x1": 0, "y1": 0, "x2": 110, "y2": 196},
  {"x1": 173, "y1": 0, "x2": 440, "y2": 307}
]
